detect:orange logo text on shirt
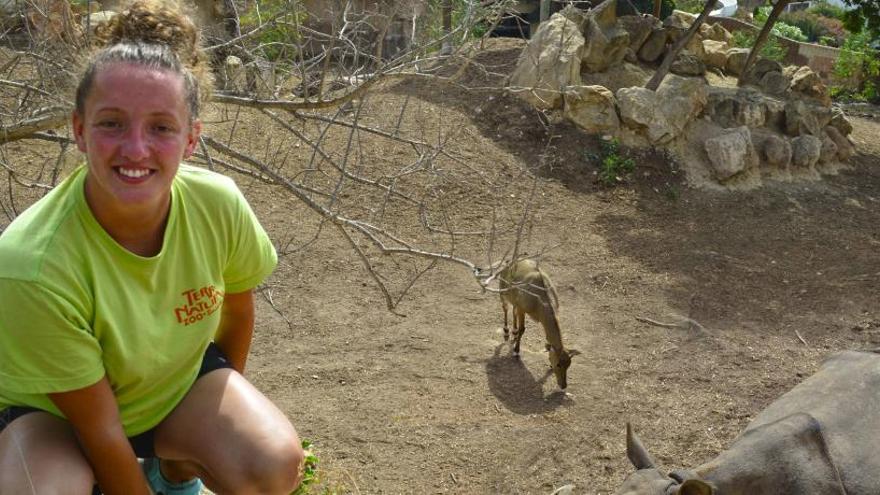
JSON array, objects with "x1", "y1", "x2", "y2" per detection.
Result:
[{"x1": 175, "y1": 285, "x2": 224, "y2": 326}]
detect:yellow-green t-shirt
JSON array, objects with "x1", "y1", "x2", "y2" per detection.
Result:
[{"x1": 0, "y1": 164, "x2": 277, "y2": 435}]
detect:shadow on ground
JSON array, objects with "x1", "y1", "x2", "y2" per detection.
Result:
[{"x1": 484, "y1": 343, "x2": 568, "y2": 414}]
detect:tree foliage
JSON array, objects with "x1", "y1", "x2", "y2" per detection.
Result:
[{"x1": 842, "y1": 0, "x2": 880, "y2": 35}]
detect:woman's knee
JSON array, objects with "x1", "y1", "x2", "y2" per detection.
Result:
[
  {"x1": 0, "y1": 413, "x2": 96, "y2": 494},
  {"x1": 235, "y1": 436, "x2": 304, "y2": 494}
]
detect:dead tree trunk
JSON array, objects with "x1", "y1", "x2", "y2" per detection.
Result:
[
  {"x1": 645, "y1": 0, "x2": 716, "y2": 90},
  {"x1": 442, "y1": 0, "x2": 453, "y2": 54},
  {"x1": 540, "y1": 0, "x2": 551, "y2": 21},
  {"x1": 737, "y1": 0, "x2": 790, "y2": 86}
]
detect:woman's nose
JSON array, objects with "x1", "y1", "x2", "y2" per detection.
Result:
[{"x1": 121, "y1": 127, "x2": 150, "y2": 161}]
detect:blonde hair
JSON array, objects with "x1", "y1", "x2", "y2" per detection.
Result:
[{"x1": 75, "y1": 0, "x2": 213, "y2": 119}]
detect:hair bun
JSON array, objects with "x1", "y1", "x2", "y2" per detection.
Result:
[{"x1": 93, "y1": 0, "x2": 200, "y2": 67}]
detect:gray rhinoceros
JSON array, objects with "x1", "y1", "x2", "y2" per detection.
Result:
[{"x1": 616, "y1": 350, "x2": 880, "y2": 495}]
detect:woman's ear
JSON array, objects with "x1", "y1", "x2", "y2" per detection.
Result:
[
  {"x1": 72, "y1": 111, "x2": 87, "y2": 153},
  {"x1": 183, "y1": 119, "x2": 202, "y2": 159}
]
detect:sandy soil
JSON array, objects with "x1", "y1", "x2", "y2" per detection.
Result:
[{"x1": 2, "y1": 38, "x2": 880, "y2": 495}]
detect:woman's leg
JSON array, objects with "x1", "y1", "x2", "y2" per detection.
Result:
[
  {"x1": 152, "y1": 369, "x2": 304, "y2": 495},
  {"x1": 0, "y1": 412, "x2": 96, "y2": 495}
]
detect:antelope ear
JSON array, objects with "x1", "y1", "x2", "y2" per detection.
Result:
[
  {"x1": 626, "y1": 423, "x2": 656, "y2": 470},
  {"x1": 678, "y1": 479, "x2": 713, "y2": 495},
  {"x1": 567, "y1": 348, "x2": 582, "y2": 357}
]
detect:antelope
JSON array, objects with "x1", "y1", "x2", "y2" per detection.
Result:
[{"x1": 499, "y1": 259, "x2": 579, "y2": 390}]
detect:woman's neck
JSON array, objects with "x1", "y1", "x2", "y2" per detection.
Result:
[{"x1": 86, "y1": 191, "x2": 172, "y2": 257}]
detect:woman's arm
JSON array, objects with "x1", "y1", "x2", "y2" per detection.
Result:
[
  {"x1": 214, "y1": 289, "x2": 255, "y2": 373},
  {"x1": 48, "y1": 376, "x2": 151, "y2": 495}
]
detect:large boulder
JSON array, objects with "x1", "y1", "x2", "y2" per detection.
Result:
[
  {"x1": 725, "y1": 48, "x2": 751, "y2": 76},
  {"x1": 749, "y1": 58, "x2": 784, "y2": 82},
  {"x1": 702, "y1": 40, "x2": 730, "y2": 69},
  {"x1": 662, "y1": 10, "x2": 695, "y2": 42},
  {"x1": 784, "y1": 99, "x2": 822, "y2": 137},
  {"x1": 788, "y1": 66, "x2": 831, "y2": 106},
  {"x1": 819, "y1": 133, "x2": 839, "y2": 163},
  {"x1": 760, "y1": 71, "x2": 791, "y2": 97},
  {"x1": 671, "y1": 52, "x2": 706, "y2": 77},
  {"x1": 763, "y1": 98, "x2": 787, "y2": 131},
  {"x1": 762, "y1": 134, "x2": 792, "y2": 167},
  {"x1": 618, "y1": 14, "x2": 660, "y2": 54},
  {"x1": 705, "y1": 22, "x2": 732, "y2": 43},
  {"x1": 509, "y1": 14, "x2": 584, "y2": 109},
  {"x1": 582, "y1": 15, "x2": 631, "y2": 72},
  {"x1": 704, "y1": 126, "x2": 758, "y2": 181},
  {"x1": 683, "y1": 33, "x2": 707, "y2": 61},
  {"x1": 824, "y1": 126, "x2": 855, "y2": 160},
  {"x1": 563, "y1": 85, "x2": 621, "y2": 134},
  {"x1": 705, "y1": 87, "x2": 766, "y2": 128},
  {"x1": 657, "y1": 75, "x2": 708, "y2": 135},
  {"x1": 791, "y1": 135, "x2": 822, "y2": 168},
  {"x1": 829, "y1": 107, "x2": 853, "y2": 136},
  {"x1": 617, "y1": 87, "x2": 675, "y2": 144},
  {"x1": 638, "y1": 28, "x2": 668, "y2": 63}
]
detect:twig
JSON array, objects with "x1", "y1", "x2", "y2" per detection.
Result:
[
  {"x1": 260, "y1": 287, "x2": 293, "y2": 331},
  {"x1": 795, "y1": 330, "x2": 808, "y2": 346},
  {"x1": 0, "y1": 79, "x2": 57, "y2": 98},
  {"x1": 635, "y1": 316, "x2": 683, "y2": 329},
  {"x1": 0, "y1": 111, "x2": 70, "y2": 144},
  {"x1": 334, "y1": 222, "x2": 404, "y2": 316}
]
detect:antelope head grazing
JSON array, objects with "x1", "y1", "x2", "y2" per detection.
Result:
[{"x1": 499, "y1": 259, "x2": 579, "y2": 390}]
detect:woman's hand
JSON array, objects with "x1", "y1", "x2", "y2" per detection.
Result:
[{"x1": 48, "y1": 376, "x2": 152, "y2": 495}]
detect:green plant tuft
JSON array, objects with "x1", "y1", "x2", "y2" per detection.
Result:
[
  {"x1": 593, "y1": 138, "x2": 635, "y2": 186},
  {"x1": 291, "y1": 439, "x2": 320, "y2": 495}
]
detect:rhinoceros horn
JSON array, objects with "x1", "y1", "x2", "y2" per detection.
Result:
[{"x1": 626, "y1": 423, "x2": 657, "y2": 470}]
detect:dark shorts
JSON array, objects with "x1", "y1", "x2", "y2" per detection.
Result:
[{"x1": 0, "y1": 342, "x2": 232, "y2": 458}]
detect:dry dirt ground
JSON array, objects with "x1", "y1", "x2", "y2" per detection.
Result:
[{"x1": 3, "y1": 39, "x2": 880, "y2": 495}]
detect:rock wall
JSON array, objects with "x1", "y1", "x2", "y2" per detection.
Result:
[{"x1": 507, "y1": 1, "x2": 856, "y2": 190}]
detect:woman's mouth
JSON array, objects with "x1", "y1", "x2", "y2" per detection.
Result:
[{"x1": 115, "y1": 167, "x2": 154, "y2": 180}]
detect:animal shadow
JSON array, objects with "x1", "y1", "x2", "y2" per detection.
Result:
[{"x1": 484, "y1": 343, "x2": 568, "y2": 415}]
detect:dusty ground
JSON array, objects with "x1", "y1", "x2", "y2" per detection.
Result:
[{"x1": 3, "y1": 39, "x2": 880, "y2": 494}]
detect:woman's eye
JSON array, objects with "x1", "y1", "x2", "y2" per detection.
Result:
[
  {"x1": 154, "y1": 124, "x2": 176, "y2": 133},
  {"x1": 97, "y1": 120, "x2": 121, "y2": 129}
]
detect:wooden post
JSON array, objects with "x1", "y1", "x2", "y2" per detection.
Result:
[
  {"x1": 442, "y1": 0, "x2": 453, "y2": 55},
  {"x1": 737, "y1": 0, "x2": 790, "y2": 86},
  {"x1": 645, "y1": 0, "x2": 717, "y2": 90},
  {"x1": 540, "y1": 0, "x2": 551, "y2": 22}
]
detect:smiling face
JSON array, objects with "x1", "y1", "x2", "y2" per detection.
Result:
[{"x1": 73, "y1": 62, "x2": 201, "y2": 218}]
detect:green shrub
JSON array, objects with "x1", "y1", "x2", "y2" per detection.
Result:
[
  {"x1": 672, "y1": 0, "x2": 705, "y2": 14},
  {"x1": 780, "y1": 10, "x2": 847, "y2": 45},
  {"x1": 754, "y1": 5, "x2": 772, "y2": 24},
  {"x1": 808, "y1": 1, "x2": 846, "y2": 21},
  {"x1": 832, "y1": 30, "x2": 880, "y2": 103},
  {"x1": 239, "y1": 1, "x2": 306, "y2": 61},
  {"x1": 730, "y1": 31, "x2": 788, "y2": 61},
  {"x1": 772, "y1": 21, "x2": 808, "y2": 42}
]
